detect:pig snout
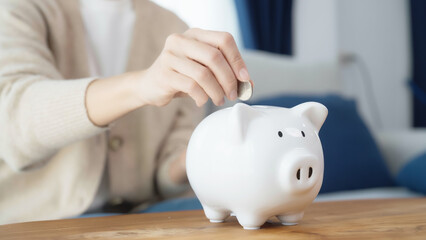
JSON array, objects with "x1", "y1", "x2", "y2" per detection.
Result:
[{"x1": 279, "y1": 149, "x2": 322, "y2": 194}]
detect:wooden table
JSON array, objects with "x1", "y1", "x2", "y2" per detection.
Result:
[{"x1": 1, "y1": 198, "x2": 425, "y2": 239}]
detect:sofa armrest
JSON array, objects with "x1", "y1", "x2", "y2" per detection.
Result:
[{"x1": 374, "y1": 129, "x2": 426, "y2": 176}]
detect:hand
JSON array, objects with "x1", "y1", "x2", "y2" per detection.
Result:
[
  {"x1": 137, "y1": 28, "x2": 251, "y2": 107},
  {"x1": 85, "y1": 29, "x2": 250, "y2": 126}
]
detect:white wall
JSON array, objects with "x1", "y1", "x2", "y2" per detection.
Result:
[
  {"x1": 336, "y1": 0, "x2": 412, "y2": 130},
  {"x1": 294, "y1": 0, "x2": 412, "y2": 130},
  {"x1": 150, "y1": 0, "x2": 243, "y2": 47},
  {"x1": 293, "y1": 0, "x2": 338, "y2": 63}
]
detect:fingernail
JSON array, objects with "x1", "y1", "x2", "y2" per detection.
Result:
[
  {"x1": 250, "y1": 79, "x2": 255, "y2": 87},
  {"x1": 230, "y1": 90, "x2": 237, "y2": 101},
  {"x1": 239, "y1": 68, "x2": 250, "y2": 82},
  {"x1": 218, "y1": 98, "x2": 225, "y2": 106}
]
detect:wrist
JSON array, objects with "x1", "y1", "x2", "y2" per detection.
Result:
[
  {"x1": 123, "y1": 71, "x2": 147, "y2": 109},
  {"x1": 85, "y1": 71, "x2": 147, "y2": 126}
]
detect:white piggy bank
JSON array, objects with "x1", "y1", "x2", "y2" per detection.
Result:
[{"x1": 186, "y1": 102, "x2": 328, "y2": 230}]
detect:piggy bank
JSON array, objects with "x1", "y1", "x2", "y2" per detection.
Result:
[{"x1": 186, "y1": 102, "x2": 328, "y2": 230}]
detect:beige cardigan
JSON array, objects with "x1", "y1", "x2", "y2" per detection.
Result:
[{"x1": 0, "y1": 0, "x2": 203, "y2": 224}]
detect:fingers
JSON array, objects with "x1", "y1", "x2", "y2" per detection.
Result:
[
  {"x1": 164, "y1": 50, "x2": 225, "y2": 106},
  {"x1": 185, "y1": 28, "x2": 251, "y2": 83},
  {"x1": 167, "y1": 69, "x2": 209, "y2": 107},
  {"x1": 166, "y1": 33, "x2": 237, "y2": 101}
]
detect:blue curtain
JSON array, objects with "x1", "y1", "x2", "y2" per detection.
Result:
[
  {"x1": 410, "y1": 0, "x2": 426, "y2": 127},
  {"x1": 235, "y1": 0, "x2": 293, "y2": 55}
]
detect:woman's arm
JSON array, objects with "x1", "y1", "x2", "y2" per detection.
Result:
[
  {"x1": 85, "y1": 28, "x2": 251, "y2": 126},
  {"x1": 85, "y1": 28, "x2": 252, "y2": 195},
  {"x1": 0, "y1": 0, "x2": 250, "y2": 173}
]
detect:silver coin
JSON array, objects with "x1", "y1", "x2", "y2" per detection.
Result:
[{"x1": 237, "y1": 81, "x2": 253, "y2": 101}]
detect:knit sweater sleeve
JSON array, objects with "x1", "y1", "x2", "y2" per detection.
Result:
[{"x1": 0, "y1": 1, "x2": 105, "y2": 171}]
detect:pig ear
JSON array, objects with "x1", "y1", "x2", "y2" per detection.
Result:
[
  {"x1": 292, "y1": 102, "x2": 328, "y2": 132},
  {"x1": 229, "y1": 103, "x2": 260, "y2": 143}
]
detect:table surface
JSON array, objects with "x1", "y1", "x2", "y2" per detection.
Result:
[{"x1": 1, "y1": 198, "x2": 425, "y2": 240}]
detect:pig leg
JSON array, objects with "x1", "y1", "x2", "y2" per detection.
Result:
[
  {"x1": 235, "y1": 213, "x2": 267, "y2": 230},
  {"x1": 203, "y1": 205, "x2": 229, "y2": 223},
  {"x1": 277, "y1": 212, "x2": 304, "y2": 226}
]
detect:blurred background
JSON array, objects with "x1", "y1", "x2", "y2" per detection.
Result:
[
  {"x1": 153, "y1": 0, "x2": 415, "y2": 130},
  {"x1": 147, "y1": 0, "x2": 426, "y2": 204}
]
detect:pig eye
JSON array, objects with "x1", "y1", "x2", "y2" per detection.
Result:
[
  {"x1": 278, "y1": 131, "x2": 283, "y2": 138},
  {"x1": 301, "y1": 131, "x2": 305, "y2": 137}
]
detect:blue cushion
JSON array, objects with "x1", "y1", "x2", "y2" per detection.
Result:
[
  {"x1": 140, "y1": 197, "x2": 202, "y2": 213},
  {"x1": 73, "y1": 213, "x2": 120, "y2": 218},
  {"x1": 250, "y1": 94, "x2": 394, "y2": 193},
  {"x1": 397, "y1": 152, "x2": 426, "y2": 194}
]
